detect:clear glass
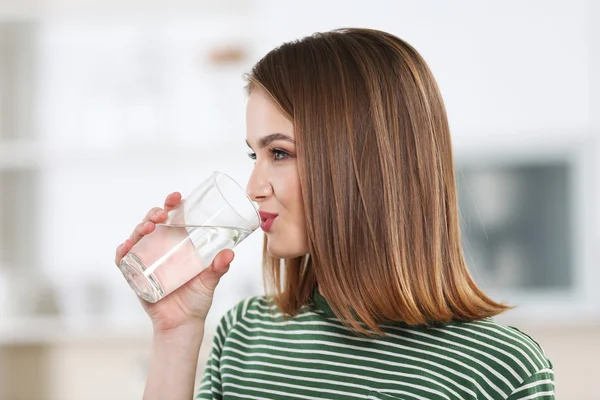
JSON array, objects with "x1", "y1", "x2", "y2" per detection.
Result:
[{"x1": 119, "y1": 171, "x2": 260, "y2": 302}]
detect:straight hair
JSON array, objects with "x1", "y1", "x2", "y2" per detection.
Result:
[{"x1": 245, "y1": 28, "x2": 510, "y2": 335}]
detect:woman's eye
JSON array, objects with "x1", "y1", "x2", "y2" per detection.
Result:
[
  {"x1": 248, "y1": 149, "x2": 291, "y2": 163},
  {"x1": 271, "y1": 149, "x2": 290, "y2": 161}
]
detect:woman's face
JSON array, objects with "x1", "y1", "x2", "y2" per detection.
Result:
[{"x1": 245, "y1": 89, "x2": 309, "y2": 259}]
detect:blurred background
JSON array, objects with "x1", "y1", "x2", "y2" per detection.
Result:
[{"x1": 0, "y1": 0, "x2": 597, "y2": 398}]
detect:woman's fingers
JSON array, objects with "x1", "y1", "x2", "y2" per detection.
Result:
[
  {"x1": 197, "y1": 249, "x2": 235, "y2": 292},
  {"x1": 115, "y1": 210, "x2": 163, "y2": 267},
  {"x1": 115, "y1": 238, "x2": 133, "y2": 266},
  {"x1": 143, "y1": 207, "x2": 168, "y2": 223},
  {"x1": 115, "y1": 192, "x2": 180, "y2": 267},
  {"x1": 164, "y1": 192, "x2": 182, "y2": 212},
  {"x1": 129, "y1": 220, "x2": 157, "y2": 245},
  {"x1": 211, "y1": 249, "x2": 235, "y2": 273},
  {"x1": 130, "y1": 205, "x2": 169, "y2": 244}
]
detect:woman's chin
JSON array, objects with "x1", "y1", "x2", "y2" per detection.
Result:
[{"x1": 266, "y1": 244, "x2": 306, "y2": 260}]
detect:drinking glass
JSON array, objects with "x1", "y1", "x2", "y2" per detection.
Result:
[{"x1": 119, "y1": 171, "x2": 260, "y2": 302}]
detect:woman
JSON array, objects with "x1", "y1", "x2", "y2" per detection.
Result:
[{"x1": 115, "y1": 28, "x2": 555, "y2": 400}]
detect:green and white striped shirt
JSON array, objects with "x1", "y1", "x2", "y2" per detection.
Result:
[{"x1": 197, "y1": 291, "x2": 554, "y2": 400}]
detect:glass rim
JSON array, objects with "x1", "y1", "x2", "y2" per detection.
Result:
[{"x1": 212, "y1": 171, "x2": 261, "y2": 228}]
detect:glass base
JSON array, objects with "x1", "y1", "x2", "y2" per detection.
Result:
[{"x1": 119, "y1": 253, "x2": 164, "y2": 303}]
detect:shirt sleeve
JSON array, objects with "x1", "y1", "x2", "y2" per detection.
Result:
[
  {"x1": 195, "y1": 297, "x2": 252, "y2": 399},
  {"x1": 507, "y1": 369, "x2": 556, "y2": 400}
]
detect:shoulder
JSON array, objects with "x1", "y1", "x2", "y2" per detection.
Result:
[
  {"x1": 381, "y1": 318, "x2": 553, "y2": 396},
  {"x1": 403, "y1": 318, "x2": 555, "y2": 398},
  {"x1": 464, "y1": 319, "x2": 555, "y2": 398},
  {"x1": 445, "y1": 318, "x2": 553, "y2": 371},
  {"x1": 214, "y1": 294, "x2": 322, "y2": 341},
  {"x1": 384, "y1": 318, "x2": 552, "y2": 373},
  {"x1": 428, "y1": 318, "x2": 554, "y2": 394},
  {"x1": 215, "y1": 295, "x2": 275, "y2": 335}
]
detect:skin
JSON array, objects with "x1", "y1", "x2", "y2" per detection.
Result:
[
  {"x1": 245, "y1": 89, "x2": 309, "y2": 259},
  {"x1": 113, "y1": 88, "x2": 309, "y2": 400}
]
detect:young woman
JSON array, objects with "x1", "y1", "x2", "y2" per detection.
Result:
[{"x1": 115, "y1": 28, "x2": 555, "y2": 400}]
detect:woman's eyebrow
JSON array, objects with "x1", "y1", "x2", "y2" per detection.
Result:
[{"x1": 246, "y1": 133, "x2": 295, "y2": 149}]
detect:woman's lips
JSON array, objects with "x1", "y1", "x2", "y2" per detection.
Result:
[{"x1": 259, "y1": 211, "x2": 278, "y2": 232}]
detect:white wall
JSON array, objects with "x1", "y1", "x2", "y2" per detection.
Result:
[{"x1": 257, "y1": 0, "x2": 590, "y2": 141}]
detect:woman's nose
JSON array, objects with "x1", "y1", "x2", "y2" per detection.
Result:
[{"x1": 246, "y1": 168, "x2": 273, "y2": 202}]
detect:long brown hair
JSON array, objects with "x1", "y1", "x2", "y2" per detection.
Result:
[{"x1": 245, "y1": 28, "x2": 510, "y2": 335}]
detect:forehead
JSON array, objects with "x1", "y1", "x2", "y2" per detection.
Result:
[{"x1": 246, "y1": 90, "x2": 294, "y2": 141}]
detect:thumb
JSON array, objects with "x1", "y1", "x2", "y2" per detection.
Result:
[{"x1": 198, "y1": 249, "x2": 235, "y2": 291}]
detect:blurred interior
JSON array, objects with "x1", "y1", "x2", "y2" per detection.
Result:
[{"x1": 0, "y1": 0, "x2": 598, "y2": 399}]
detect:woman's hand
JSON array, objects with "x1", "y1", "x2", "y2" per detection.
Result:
[{"x1": 115, "y1": 192, "x2": 234, "y2": 334}]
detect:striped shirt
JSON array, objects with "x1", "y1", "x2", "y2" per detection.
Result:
[{"x1": 196, "y1": 291, "x2": 555, "y2": 400}]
